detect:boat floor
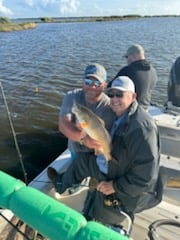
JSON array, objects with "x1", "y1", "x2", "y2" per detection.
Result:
[
  {"x1": 132, "y1": 201, "x2": 180, "y2": 239},
  {"x1": 0, "y1": 215, "x2": 47, "y2": 240}
]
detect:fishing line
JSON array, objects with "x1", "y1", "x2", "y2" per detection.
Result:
[
  {"x1": 0, "y1": 212, "x2": 31, "y2": 240},
  {"x1": 31, "y1": 180, "x2": 90, "y2": 188},
  {"x1": 0, "y1": 81, "x2": 28, "y2": 184}
]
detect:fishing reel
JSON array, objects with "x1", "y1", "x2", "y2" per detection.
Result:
[{"x1": 104, "y1": 196, "x2": 121, "y2": 208}]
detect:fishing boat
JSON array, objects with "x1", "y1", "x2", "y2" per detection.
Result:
[{"x1": 0, "y1": 149, "x2": 180, "y2": 240}]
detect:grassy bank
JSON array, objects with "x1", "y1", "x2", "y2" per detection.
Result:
[{"x1": 0, "y1": 17, "x2": 37, "y2": 32}]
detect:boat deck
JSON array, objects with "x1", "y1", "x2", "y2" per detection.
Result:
[{"x1": 132, "y1": 201, "x2": 180, "y2": 239}]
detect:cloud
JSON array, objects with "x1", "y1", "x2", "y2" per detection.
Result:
[
  {"x1": 0, "y1": 0, "x2": 13, "y2": 16},
  {"x1": 25, "y1": 0, "x2": 34, "y2": 7},
  {"x1": 92, "y1": 3, "x2": 103, "y2": 15},
  {"x1": 60, "y1": 0, "x2": 80, "y2": 14},
  {"x1": 25, "y1": 0, "x2": 57, "y2": 7}
]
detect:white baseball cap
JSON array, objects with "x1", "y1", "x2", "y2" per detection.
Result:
[{"x1": 107, "y1": 76, "x2": 135, "y2": 93}]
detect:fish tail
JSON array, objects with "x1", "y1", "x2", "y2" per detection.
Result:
[{"x1": 105, "y1": 151, "x2": 112, "y2": 161}]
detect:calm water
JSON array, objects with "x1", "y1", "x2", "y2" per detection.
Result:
[{"x1": 0, "y1": 17, "x2": 180, "y2": 182}]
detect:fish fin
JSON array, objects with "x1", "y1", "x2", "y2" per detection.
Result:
[
  {"x1": 94, "y1": 149, "x2": 112, "y2": 161},
  {"x1": 96, "y1": 116, "x2": 105, "y2": 126},
  {"x1": 106, "y1": 152, "x2": 112, "y2": 161},
  {"x1": 95, "y1": 149, "x2": 102, "y2": 155}
]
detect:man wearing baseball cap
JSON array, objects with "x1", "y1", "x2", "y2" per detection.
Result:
[
  {"x1": 84, "y1": 63, "x2": 107, "y2": 83},
  {"x1": 47, "y1": 63, "x2": 115, "y2": 183},
  {"x1": 94, "y1": 75, "x2": 161, "y2": 224},
  {"x1": 109, "y1": 44, "x2": 158, "y2": 109},
  {"x1": 60, "y1": 63, "x2": 114, "y2": 155},
  {"x1": 48, "y1": 75, "x2": 162, "y2": 232}
]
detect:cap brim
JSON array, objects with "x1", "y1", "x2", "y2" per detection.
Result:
[
  {"x1": 86, "y1": 74, "x2": 104, "y2": 83},
  {"x1": 107, "y1": 86, "x2": 127, "y2": 92}
]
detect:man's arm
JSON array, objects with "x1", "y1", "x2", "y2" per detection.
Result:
[
  {"x1": 59, "y1": 115, "x2": 102, "y2": 150},
  {"x1": 59, "y1": 115, "x2": 83, "y2": 142}
]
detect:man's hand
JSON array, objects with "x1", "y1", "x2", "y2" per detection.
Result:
[
  {"x1": 83, "y1": 135, "x2": 102, "y2": 150},
  {"x1": 96, "y1": 181, "x2": 115, "y2": 195}
]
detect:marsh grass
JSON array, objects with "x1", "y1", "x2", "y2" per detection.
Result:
[{"x1": 0, "y1": 17, "x2": 37, "y2": 32}]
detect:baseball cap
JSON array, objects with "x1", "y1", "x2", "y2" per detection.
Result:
[
  {"x1": 107, "y1": 76, "x2": 135, "y2": 93},
  {"x1": 125, "y1": 44, "x2": 144, "y2": 57},
  {"x1": 84, "y1": 63, "x2": 107, "y2": 82}
]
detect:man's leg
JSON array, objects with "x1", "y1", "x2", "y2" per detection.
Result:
[{"x1": 50, "y1": 152, "x2": 106, "y2": 194}]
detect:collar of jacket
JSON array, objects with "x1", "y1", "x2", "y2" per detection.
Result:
[{"x1": 128, "y1": 100, "x2": 138, "y2": 118}]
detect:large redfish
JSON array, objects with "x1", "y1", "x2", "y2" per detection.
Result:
[{"x1": 72, "y1": 103, "x2": 112, "y2": 161}]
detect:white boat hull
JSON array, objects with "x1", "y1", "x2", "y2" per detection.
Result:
[{"x1": 148, "y1": 105, "x2": 180, "y2": 158}]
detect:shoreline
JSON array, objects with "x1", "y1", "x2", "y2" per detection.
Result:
[
  {"x1": 1, "y1": 15, "x2": 179, "y2": 32},
  {"x1": 12, "y1": 14, "x2": 180, "y2": 24}
]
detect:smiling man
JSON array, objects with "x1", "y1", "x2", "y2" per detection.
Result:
[
  {"x1": 107, "y1": 76, "x2": 136, "y2": 116},
  {"x1": 57, "y1": 63, "x2": 114, "y2": 158}
]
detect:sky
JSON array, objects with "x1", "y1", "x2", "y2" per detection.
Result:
[{"x1": 0, "y1": 0, "x2": 180, "y2": 19}]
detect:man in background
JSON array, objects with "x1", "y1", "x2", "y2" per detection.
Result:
[
  {"x1": 108, "y1": 44, "x2": 158, "y2": 109},
  {"x1": 167, "y1": 56, "x2": 180, "y2": 107}
]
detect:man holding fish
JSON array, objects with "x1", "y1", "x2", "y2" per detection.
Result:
[
  {"x1": 47, "y1": 62, "x2": 114, "y2": 190},
  {"x1": 48, "y1": 75, "x2": 162, "y2": 231},
  {"x1": 58, "y1": 62, "x2": 115, "y2": 159}
]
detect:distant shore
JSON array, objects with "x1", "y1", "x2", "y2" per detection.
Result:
[
  {"x1": 15, "y1": 15, "x2": 143, "y2": 24},
  {"x1": 13, "y1": 14, "x2": 180, "y2": 24},
  {"x1": 1, "y1": 15, "x2": 179, "y2": 32}
]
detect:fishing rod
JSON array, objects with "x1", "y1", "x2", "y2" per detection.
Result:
[{"x1": 0, "y1": 80, "x2": 28, "y2": 184}]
